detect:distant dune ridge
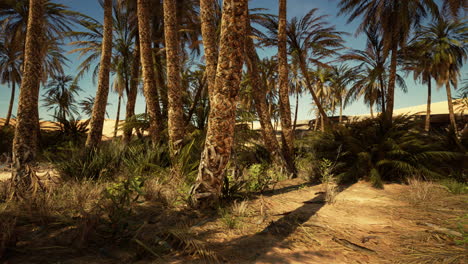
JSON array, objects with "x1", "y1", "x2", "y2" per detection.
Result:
[{"x1": 0, "y1": 100, "x2": 465, "y2": 134}]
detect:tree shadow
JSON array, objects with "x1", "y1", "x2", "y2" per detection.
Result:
[{"x1": 219, "y1": 184, "x2": 352, "y2": 263}]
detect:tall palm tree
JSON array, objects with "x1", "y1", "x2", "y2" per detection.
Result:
[
  {"x1": 200, "y1": 0, "x2": 219, "y2": 101},
  {"x1": 341, "y1": 27, "x2": 387, "y2": 113},
  {"x1": 123, "y1": 36, "x2": 139, "y2": 143},
  {"x1": 85, "y1": 0, "x2": 113, "y2": 148},
  {"x1": 338, "y1": 0, "x2": 439, "y2": 123},
  {"x1": 137, "y1": 0, "x2": 162, "y2": 144},
  {"x1": 277, "y1": 0, "x2": 295, "y2": 174},
  {"x1": 0, "y1": 35, "x2": 22, "y2": 127},
  {"x1": 111, "y1": 69, "x2": 125, "y2": 138},
  {"x1": 11, "y1": 0, "x2": 45, "y2": 196},
  {"x1": 163, "y1": 0, "x2": 186, "y2": 157},
  {"x1": 191, "y1": 0, "x2": 248, "y2": 207},
  {"x1": 417, "y1": 18, "x2": 468, "y2": 132},
  {"x1": 244, "y1": 10, "x2": 287, "y2": 171},
  {"x1": 261, "y1": 8, "x2": 345, "y2": 128}
]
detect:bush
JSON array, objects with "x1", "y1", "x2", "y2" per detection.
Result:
[{"x1": 311, "y1": 115, "x2": 460, "y2": 186}]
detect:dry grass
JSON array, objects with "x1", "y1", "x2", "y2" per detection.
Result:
[
  {"x1": 405, "y1": 178, "x2": 448, "y2": 206},
  {"x1": 397, "y1": 246, "x2": 467, "y2": 264}
]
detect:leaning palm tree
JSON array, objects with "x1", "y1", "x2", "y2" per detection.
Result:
[
  {"x1": 260, "y1": 8, "x2": 346, "y2": 128},
  {"x1": 417, "y1": 18, "x2": 468, "y2": 132},
  {"x1": 338, "y1": 0, "x2": 439, "y2": 123},
  {"x1": 0, "y1": 35, "x2": 22, "y2": 127},
  {"x1": 85, "y1": 0, "x2": 113, "y2": 148},
  {"x1": 163, "y1": 0, "x2": 186, "y2": 157},
  {"x1": 191, "y1": 0, "x2": 248, "y2": 207},
  {"x1": 11, "y1": 0, "x2": 45, "y2": 197}
]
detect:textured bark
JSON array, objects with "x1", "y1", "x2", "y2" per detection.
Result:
[
  {"x1": 293, "y1": 92, "x2": 299, "y2": 132},
  {"x1": 113, "y1": 95, "x2": 122, "y2": 138},
  {"x1": 154, "y1": 42, "x2": 168, "y2": 120},
  {"x1": 244, "y1": 17, "x2": 286, "y2": 170},
  {"x1": 200, "y1": 0, "x2": 218, "y2": 100},
  {"x1": 445, "y1": 82, "x2": 457, "y2": 132},
  {"x1": 163, "y1": 0, "x2": 185, "y2": 155},
  {"x1": 85, "y1": 0, "x2": 113, "y2": 148},
  {"x1": 138, "y1": 0, "x2": 162, "y2": 144},
  {"x1": 370, "y1": 102, "x2": 374, "y2": 118},
  {"x1": 191, "y1": 0, "x2": 248, "y2": 206},
  {"x1": 277, "y1": 0, "x2": 295, "y2": 170},
  {"x1": 123, "y1": 37, "x2": 140, "y2": 143},
  {"x1": 339, "y1": 100, "x2": 343, "y2": 123},
  {"x1": 425, "y1": 77, "x2": 431, "y2": 132},
  {"x1": 379, "y1": 76, "x2": 386, "y2": 114},
  {"x1": 386, "y1": 46, "x2": 398, "y2": 124},
  {"x1": 11, "y1": 0, "x2": 45, "y2": 195},
  {"x1": 4, "y1": 82, "x2": 15, "y2": 127}
]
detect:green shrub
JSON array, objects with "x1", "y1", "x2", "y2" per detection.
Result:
[
  {"x1": 312, "y1": 115, "x2": 460, "y2": 186},
  {"x1": 439, "y1": 179, "x2": 468, "y2": 195}
]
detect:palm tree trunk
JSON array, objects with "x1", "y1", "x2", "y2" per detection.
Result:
[
  {"x1": 163, "y1": 0, "x2": 185, "y2": 156},
  {"x1": 425, "y1": 78, "x2": 431, "y2": 132},
  {"x1": 370, "y1": 102, "x2": 374, "y2": 118},
  {"x1": 11, "y1": 0, "x2": 45, "y2": 196},
  {"x1": 339, "y1": 99, "x2": 343, "y2": 123},
  {"x1": 200, "y1": 0, "x2": 218, "y2": 100},
  {"x1": 293, "y1": 92, "x2": 299, "y2": 132},
  {"x1": 86, "y1": 0, "x2": 113, "y2": 148},
  {"x1": 244, "y1": 17, "x2": 287, "y2": 171},
  {"x1": 314, "y1": 112, "x2": 320, "y2": 131},
  {"x1": 4, "y1": 82, "x2": 15, "y2": 127},
  {"x1": 191, "y1": 0, "x2": 248, "y2": 207},
  {"x1": 113, "y1": 95, "x2": 122, "y2": 138},
  {"x1": 379, "y1": 75, "x2": 386, "y2": 114},
  {"x1": 123, "y1": 36, "x2": 140, "y2": 143},
  {"x1": 138, "y1": 0, "x2": 162, "y2": 144},
  {"x1": 278, "y1": 0, "x2": 296, "y2": 174},
  {"x1": 154, "y1": 43, "x2": 168, "y2": 120},
  {"x1": 386, "y1": 46, "x2": 398, "y2": 124},
  {"x1": 445, "y1": 81, "x2": 457, "y2": 132}
]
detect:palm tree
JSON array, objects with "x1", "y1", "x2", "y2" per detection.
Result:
[
  {"x1": 261, "y1": 8, "x2": 345, "y2": 128},
  {"x1": 42, "y1": 75, "x2": 82, "y2": 120},
  {"x1": 244, "y1": 10, "x2": 287, "y2": 171},
  {"x1": 137, "y1": 0, "x2": 162, "y2": 144},
  {"x1": 277, "y1": 0, "x2": 295, "y2": 174},
  {"x1": 200, "y1": 0, "x2": 219, "y2": 100},
  {"x1": 341, "y1": 27, "x2": 387, "y2": 113},
  {"x1": 191, "y1": 0, "x2": 248, "y2": 207},
  {"x1": 111, "y1": 69, "x2": 125, "y2": 138},
  {"x1": 11, "y1": 0, "x2": 45, "y2": 196},
  {"x1": 163, "y1": 0, "x2": 186, "y2": 157},
  {"x1": 417, "y1": 18, "x2": 468, "y2": 132},
  {"x1": 85, "y1": 0, "x2": 113, "y2": 148},
  {"x1": 0, "y1": 35, "x2": 21, "y2": 127},
  {"x1": 338, "y1": 0, "x2": 439, "y2": 123},
  {"x1": 329, "y1": 64, "x2": 355, "y2": 122}
]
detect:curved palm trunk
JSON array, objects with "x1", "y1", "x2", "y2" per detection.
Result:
[
  {"x1": 86, "y1": 0, "x2": 113, "y2": 148},
  {"x1": 385, "y1": 46, "x2": 398, "y2": 124},
  {"x1": 200, "y1": 0, "x2": 218, "y2": 100},
  {"x1": 425, "y1": 78, "x2": 431, "y2": 132},
  {"x1": 244, "y1": 18, "x2": 287, "y2": 171},
  {"x1": 191, "y1": 0, "x2": 248, "y2": 207},
  {"x1": 163, "y1": 0, "x2": 185, "y2": 156},
  {"x1": 379, "y1": 75, "x2": 386, "y2": 114},
  {"x1": 278, "y1": 0, "x2": 296, "y2": 174},
  {"x1": 445, "y1": 82, "x2": 457, "y2": 132},
  {"x1": 299, "y1": 60, "x2": 330, "y2": 127},
  {"x1": 293, "y1": 92, "x2": 299, "y2": 132},
  {"x1": 11, "y1": 0, "x2": 45, "y2": 196},
  {"x1": 123, "y1": 36, "x2": 140, "y2": 143},
  {"x1": 113, "y1": 95, "x2": 122, "y2": 138},
  {"x1": 138, "y1": 0, "x2": 162, "y2": 144},
  {"x1": 4, "y1": 82, "x2": 15, "y2": 127}
]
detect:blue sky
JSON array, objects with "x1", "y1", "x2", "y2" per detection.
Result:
[{"x1": 0, "y1": 0, "x2": 466, "y2": 121}]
